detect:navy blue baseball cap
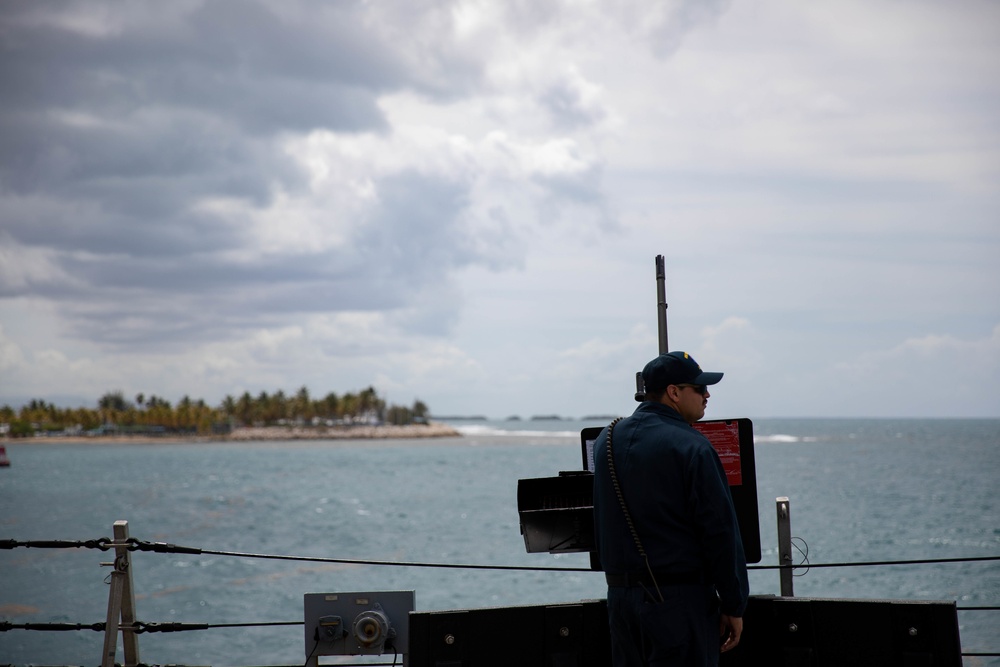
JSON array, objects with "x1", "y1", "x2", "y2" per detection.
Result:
[{"x1": 641, "y1": 351, "x2": 723, "y2": 393}]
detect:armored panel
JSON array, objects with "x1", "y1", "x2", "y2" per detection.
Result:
[
  {"x1": 719, "y1": 597, "x2": 962, "y2": 667},
  {"x1": 408, "y1": 600, "x2": 610, "y2": 667},
  {"x1": 408, "y1": 596, "x2": 960, "y2": 666}
]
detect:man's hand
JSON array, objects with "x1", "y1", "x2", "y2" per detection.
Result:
[{"x1": 719, "y1": 614, "x2": 743, "y2": 653}]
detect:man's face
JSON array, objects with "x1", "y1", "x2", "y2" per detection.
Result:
[{"x1": 673, "y1": 384, "x2": 710, "y2": 423}]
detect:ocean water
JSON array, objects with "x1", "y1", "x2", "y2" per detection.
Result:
[{"x1": 0, "y1": 418, "x2": 998, "y2": 666}]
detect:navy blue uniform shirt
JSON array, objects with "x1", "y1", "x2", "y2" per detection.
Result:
[{"x1": 593, "y1": 401, "x2": 749, "y2": 617}]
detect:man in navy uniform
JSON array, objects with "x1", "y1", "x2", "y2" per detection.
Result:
[{"x1": 593, "y1": 351, "x2": 749, "y2": 666}]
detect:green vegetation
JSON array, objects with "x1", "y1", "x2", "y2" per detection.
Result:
[{"x1": 0, "y1": 387, "x2": 430, "y2": 438}]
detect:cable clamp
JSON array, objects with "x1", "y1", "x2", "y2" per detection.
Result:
[
  {"x1": 89, "y1": 536, "x2": 113, "y2": 551},
  {"x1": 128, "y1": 538, "x2": 202, "y2": 554}
]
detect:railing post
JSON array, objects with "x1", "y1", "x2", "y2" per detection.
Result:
[
  {"x1": 776, "y1": 497, "x2": 794, "y2": 597},
  {"x1": 101, "y1": 520, "x2": 141, "y2": 667}
]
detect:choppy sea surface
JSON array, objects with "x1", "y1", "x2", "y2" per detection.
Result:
[{"x1": 1, "y1": 418, "x2": 998, "y2": 666}]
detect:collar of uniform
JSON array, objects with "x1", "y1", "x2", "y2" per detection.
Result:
[{"x1": 637, "y1": 400, "x2": 688, "y2": 424}]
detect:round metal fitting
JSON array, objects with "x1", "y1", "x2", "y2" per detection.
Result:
[{"x1": 352, "y1": 609, "x2": 389, "y2": 648}]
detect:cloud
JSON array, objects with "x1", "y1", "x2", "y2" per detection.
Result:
[
  {"x1": 0, "y1": 0, "x2": 629, "y2": 355},
  {"x1": 0, "y1": 324, "x2": 25, "y2": 372},
  {"x1": 0, "y1": 0, "x2": 997, "y2": 419},
  {"x1": 719, "y1": 324, "x2": 1000, "y2": 418},
  {"x1": 835, "y1": 325, "x2": 1000, "y2": 393}
]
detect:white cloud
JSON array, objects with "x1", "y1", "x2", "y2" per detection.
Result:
[
  {"x1": 836, "y1": 325, "x2": 1000, "y2": 389},
  {"x1": 0, "y1": 324, "x2": 25, "y2": 371},
  {"x1": 0, "y1": 234, "x2": 76, "y2": 291}
]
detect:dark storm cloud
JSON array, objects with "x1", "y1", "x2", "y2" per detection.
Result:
[
  {"x1": 0, "y1": 1, "x2": 407, "y2": 131},
  {"x1": 0, "y1": 0, "x2": 618, "y2": 354},
  {"x1": 38, "y1": 252, "x2": 404, "y2": 351},
  {"x1": 0, "y1": 0, "x2": 403, "y2": 257},
  {"x1": 0, "y1": 116, "x2": 283, "y2": 258},
  {"x1": 0, "y1": 3, "x2": 469, "y2": 323},
  {"x1": 12, "y1": 165, "x2": 505, "y2": 351}
]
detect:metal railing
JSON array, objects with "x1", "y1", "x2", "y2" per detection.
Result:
[{"x1": 3, "y1": 503, "x2": 998, "y2": 666}]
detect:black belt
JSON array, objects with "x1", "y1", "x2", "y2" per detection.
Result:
[{"x1": 605, "y1": 571, "x2": 704, "y2": 587}]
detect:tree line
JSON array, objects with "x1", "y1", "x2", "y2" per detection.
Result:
[{"x1": 0, "y1": 386, "x2": 430, "y2": 437}]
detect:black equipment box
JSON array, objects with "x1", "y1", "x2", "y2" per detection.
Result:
[{"x1": 517, "y1": 472, "x2": 595, "y2": 554}]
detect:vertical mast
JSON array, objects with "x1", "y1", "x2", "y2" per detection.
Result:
[
  {"x1": 636, "y1": 255, "x2": 670, "y2": 401},
  {"x1": 656, "y1": 255, "x2": 668, "y2": 355}
]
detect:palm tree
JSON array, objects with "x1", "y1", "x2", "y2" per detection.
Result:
[
  {"x1": 340, "y1": 392, "x2": 358, "y2": 422},
  {"x1": 220, "y1": 395, "x2": 237, "y2": 421},
  {"x1": 236, "y1": 392, "x2": 254, "y2": 426},
  {"x1": 271, "y1": 390, "x2": 288, "y2": 423},
  {"x1": 256, "y1": 391, "x2": 271, "y2": 425},
  {"x1": 294, "y1": 386, "x2": 312, "y2": 424},
  {"x1": 318, "y1": 392, "x2": 339, "y2": 422},
  {"x1": 98, "y1": 391, "x2": 131, "y2": 412},
  {"x1": 356, "y1": 386, "x2": 383, "y2": 424},
  {"x1": 177, "y1": 395, "x2": 194, "y2": 429}
]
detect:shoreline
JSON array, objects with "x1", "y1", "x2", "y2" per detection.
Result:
[{"x1": 3, "y1": 422, "x2": 462, "y2": 445}]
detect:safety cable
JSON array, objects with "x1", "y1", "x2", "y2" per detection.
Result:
[
  {"x1": 195, "y1": 546, "x2": 597, "y2": 572},
  {"x1": 1, "y1": 621, "x2": 106, "y2": 632},
  {"x1": 750, "y1": 554, "x2": 1000, "y2": 570},
  {"x1": 183, "y1": 543, "x2": 1000, "y2": 574},
  {"x1": 1, "y1": 537, "x2": 112, "y2": 550},
  {"x1": 4, "y1": 535, "x2": 999, "y2": 573},
  {"x1": 1, "y1": 620, "x2": 303, "y2": 633}
]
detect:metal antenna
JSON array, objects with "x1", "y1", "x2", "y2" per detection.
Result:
[
  {"x1": 656, "y1": 255, "x2": 668, "y2": 355},
  {"x1": 636, "y1": 255, "x2": 669, "y2": 401}
]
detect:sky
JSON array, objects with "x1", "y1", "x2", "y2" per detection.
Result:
[{"x1": 1, "y1": 0, "x2": 998, "y2": 420}]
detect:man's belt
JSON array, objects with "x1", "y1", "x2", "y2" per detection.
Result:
[{"x1": 605, "y1": 570, "x2": 704, "y2": 587}]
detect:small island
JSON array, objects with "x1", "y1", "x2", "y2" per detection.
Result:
[{"x1": 2, "y1": 386, "x2": 460, "y2": 442}]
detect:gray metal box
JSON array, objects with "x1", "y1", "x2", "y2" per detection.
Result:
[{"x1": 304, "y1": 590, "x2": 414, "y2": 659}]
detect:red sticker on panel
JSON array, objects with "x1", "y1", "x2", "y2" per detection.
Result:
[{"x1": 694, "y1": 421, "x2": 742, "y2": 486}]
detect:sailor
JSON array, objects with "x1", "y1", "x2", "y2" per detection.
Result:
[{"x1": 593, "y1": 351, "x2": 749, "y2": 666}]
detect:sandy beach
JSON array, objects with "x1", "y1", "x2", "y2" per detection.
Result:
[
  {"x1": 5, "y1": 422, "x2": 461, "y2": 445},
  {"x1": 228, "y1": 422, "x2": 461, "y2": 441}
]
